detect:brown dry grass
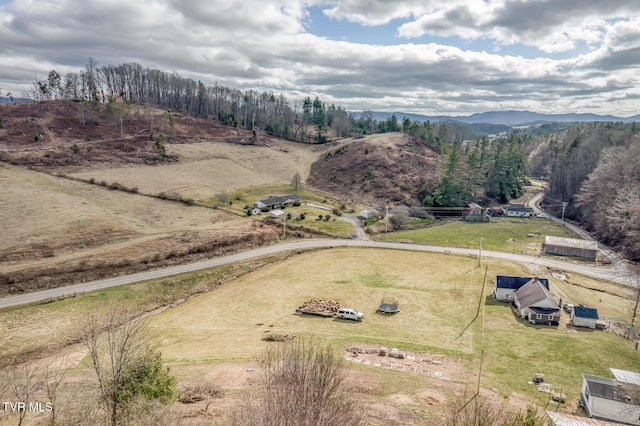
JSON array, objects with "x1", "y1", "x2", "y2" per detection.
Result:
[
  {"x1": 0, "y1": 162, "x2": 270, "y2": 293},
  {"x1": 67, "y1": 138, "x2": 321, "y2": 198}
]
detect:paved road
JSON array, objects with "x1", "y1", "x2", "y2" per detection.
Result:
[{"x1": 0, "y1": 238, "x2": 631, "y2": 310}]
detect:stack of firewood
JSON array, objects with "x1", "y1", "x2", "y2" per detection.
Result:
[{"x1": 298, "y1": 299, "x2": 340, "y2": 313}]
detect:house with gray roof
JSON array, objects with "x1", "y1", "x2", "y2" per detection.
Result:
[
  {"x1": 513, "y1": 278, "x2": 560, "y2": 325},
  {"x1": 581, "y1": 369, "x2": 640, "y2": 425},
  {"x1": 253, "y1": 194, "x2": 301, "y2": 210},
  {"x1": 505, "y1": 203, "x2": 534, "y2": 217},
  {"x1": 572, "y1": 306, "x2": 600, "y2": 329},
  {"x1": 493, "y1": 275, "x2": 550, "y2": 302}
]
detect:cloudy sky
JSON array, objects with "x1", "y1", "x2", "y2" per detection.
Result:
[{"x1": 1, "y1": 0, "x2": 639, "y2": 116}]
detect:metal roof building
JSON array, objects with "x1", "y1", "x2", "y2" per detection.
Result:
[{"x1": 543, "y1": 236, "x2": 599, "y2": 260}]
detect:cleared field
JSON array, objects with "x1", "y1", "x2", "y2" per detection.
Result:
[
  {"x1": 376, "y1": 218, "x2": 577, "y2": 255},
  {"x1": 147, "y1": 248, "x2": 640, "y2": 408},
  {"x1": 0, "y1": 163, "x2": 237, "y2": 259},
  {"x1": 150, "y1": 249, "x2": 491, "y2": 363},
  {"x1": 68, "y1": 139, "x2": 321, "y2": 199},
  {"x1": 2, "y1": 247, "x2": 639, "y2": 422},
  {"x1": 551, "y1": 271, "x2": 637, "y2": 320}
]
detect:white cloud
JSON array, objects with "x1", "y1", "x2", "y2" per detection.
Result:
[{"x1": 0, "y1": 0, "x2": 639, "y2": 115}]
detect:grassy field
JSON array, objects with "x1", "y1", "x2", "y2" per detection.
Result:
[
  {"x1": 201, "y1": 183, "x2": 357, "y2": 237},
  {"x1": 145, "y1": 248, "x2": 640, "y2": 410},
  {"x1": 2, "y1": 247, "x2": 639, "y2": 421},
  {"x1": 552, "y1": 271, "x2": 637, "y2": 320},
  {"x1": 69, "y1": 139, "x2": 321, "y2": 198},
  {"x1": 376, "y1": 218, "x2": 577, "y2": 256},
  {"x1": 0, "y1": 253, "x2": 296, "y2": 362}
]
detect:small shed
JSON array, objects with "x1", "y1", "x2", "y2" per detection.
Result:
[
  {"x1": 360, "y1": 209, "x2": 379, "y2": 219},
  {"x1": 572, "y1": 306, "x2": 599, "y2": 329},
  {"x1": 543, "y1": 236, "x2": 598, "y2": 260}
]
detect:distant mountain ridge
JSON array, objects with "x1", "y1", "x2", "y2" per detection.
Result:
[{"x1": 365, "y1": 110, "x2": 640, "y2": 126}]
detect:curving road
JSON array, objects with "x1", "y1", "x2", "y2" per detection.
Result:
[
  {"x1": 530, "y1": 192, "x2": 633, "y2": 277},
  {"x1": 0, "y1": 238, "x2": 631, "y2": 310}
]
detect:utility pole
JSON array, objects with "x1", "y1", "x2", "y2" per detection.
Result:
[
  {"x1": 479, "y1": 237, "x2": 484, "y2": 266},
  {"x1": 282, "y1": 217, "x2": 287, "y2": 239},
  {"x1": 633, "y1": 271, "x2": 640, "y2": 327},
  {"x1": 385, "y1": 205, "x2": 389, "y2": 234}
]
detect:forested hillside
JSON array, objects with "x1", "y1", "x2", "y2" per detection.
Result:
[{"x1": 528, "y1": 122, "x2": 640, "y2": 260}]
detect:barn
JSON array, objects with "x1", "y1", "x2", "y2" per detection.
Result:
[
  {"x1": 543, "y1": 236, "x2": 598, "y2": 260},
  {"x1": 463, "y1": 203, "x2": 490, "y2": 222},
  {"x1": 572, "y1": 306, "x2": 599, "y2": 329}
]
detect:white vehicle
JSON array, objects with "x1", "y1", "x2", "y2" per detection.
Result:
[{"x1": 337, "y1": 308, "x2": 364, "y2": 321}]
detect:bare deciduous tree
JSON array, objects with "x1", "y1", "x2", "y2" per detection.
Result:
[
  {"x1": 0, "y1": 362, "x2": 39, "y2": 426},
  {"x1": 291, "y1": 172, "x2": 302, "y2": 191},
  {"x1": 232, "y1": 337, "x2": 365, "y2": 426},
  {"x1": 445, "y1": 395, "x2": 545, "y2": 426},
  {"x1": 79, "y1": 306, "x2": 175, "y2": 426}
]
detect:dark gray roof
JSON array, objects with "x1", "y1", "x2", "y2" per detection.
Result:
[
  {"x1": 583, "y1": 374, "x2": 640, "y2": 404},
  {"x1": 508, "y1": 207, "x2": 534, "y2": 213},
  {"x1": 257, "y1": 194, "x2": 301, "y2": 205},
  {"x1": 574, "y1": 306, "x2": 599, "y2": 319},
  {"x1": 529, "y1": 306, "x2": 560, "y2": 314},
  {"x1": 495, "y1": 275, "x2": 549, "y2": 290},
  {"x1": 515, "y1": 279, "x2": 556, "y2": 308}
]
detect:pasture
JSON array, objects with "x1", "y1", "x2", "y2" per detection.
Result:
[
  {"x1": 2, "y1": 247, "x2": 639, "y2": 422},
  {"x1": 376, "y1": 218, "x2": 577, "y2": 256},
  {"x1": 68, "y1": 139, "x2": 320, "y2": 199},
  {"x1": 146, "y1": 248, "x2": 640, "y2": 409}
]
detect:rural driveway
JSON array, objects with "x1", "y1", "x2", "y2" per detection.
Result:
[
  {"x1": 304, "y1": 202, "x2": 368, "y2": 240},
  {"x1": 0, "y1": 239, "x2": 631, "y2": 310}
]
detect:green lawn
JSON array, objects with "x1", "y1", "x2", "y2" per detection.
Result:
[{"x1": 376, "y1": 218, "x2": 577, "y2": 256}]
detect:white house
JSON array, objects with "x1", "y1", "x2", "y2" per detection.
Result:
[
  {"x1": 513, "y1": 279, "x2": 561, "y2": 325},
  {"x1": 581, "y1": 369, "x2": 640, "y2": 425},
  {"x1": 506, "y1": 206, "x2": 534, "y2": 217},
  {"x1": 253, "y1": 194, "x2": 301, "y2": 210}
]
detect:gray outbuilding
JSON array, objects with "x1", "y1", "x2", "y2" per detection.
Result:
[{"x1": 543, "y1": 235, "x2": 598, "y2": 260}]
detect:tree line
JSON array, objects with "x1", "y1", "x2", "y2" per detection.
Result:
[
  {"x1": 31, "y1": 59, "x2": 475, "y2": 149},
  {"x1": 421, "y1": 134, "x2": 528, "y2": 208},
  {"x1": 527, "y1": 121, "x2": 640, "y2": 261}
]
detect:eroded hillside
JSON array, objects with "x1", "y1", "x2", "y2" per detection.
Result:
[{"x1": 307, "y1": 133, "x2": 439, "y2": 204}]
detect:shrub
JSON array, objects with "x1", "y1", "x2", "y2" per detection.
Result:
[{"x1": 299, "y1": 213, "x2": 305, "y2": 220}]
